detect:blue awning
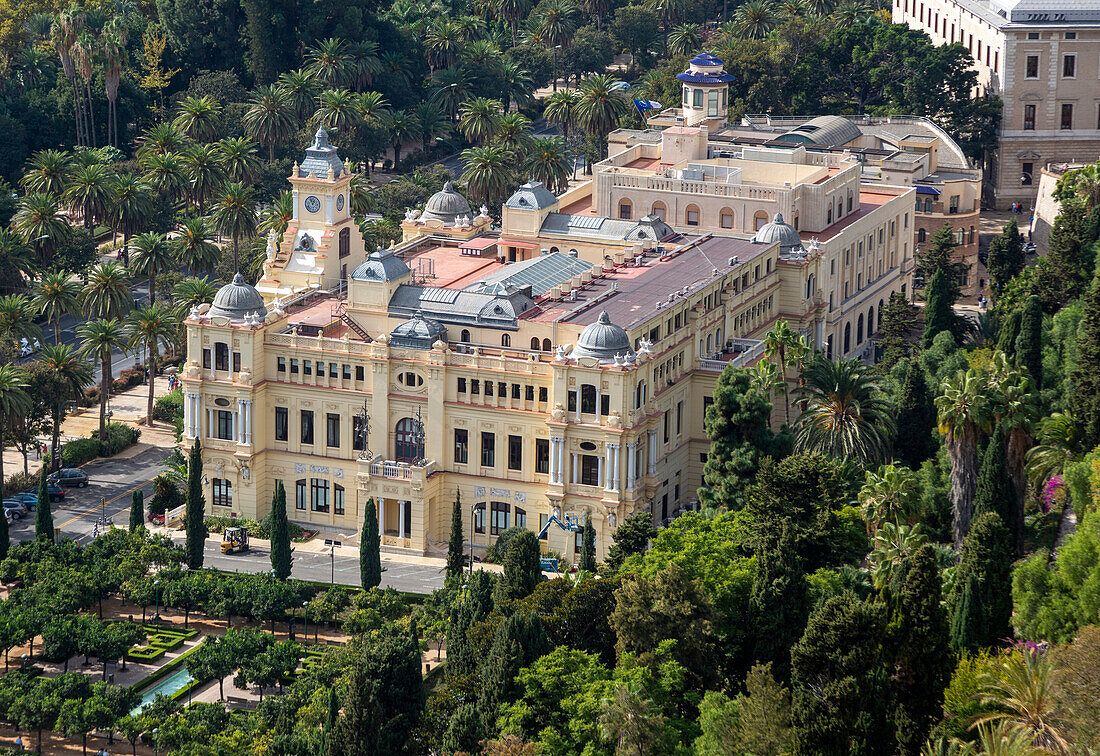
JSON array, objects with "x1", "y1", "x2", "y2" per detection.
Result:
[{"x1": 915, "y1": 185, "x2": 941, "y2": 195}]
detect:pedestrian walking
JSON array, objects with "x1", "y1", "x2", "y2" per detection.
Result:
[{"x1": 15, "y1": 734, "x2": 23, "y2": 750}]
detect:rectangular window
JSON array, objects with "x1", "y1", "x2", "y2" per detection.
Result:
[
  {"x1": 1063, "y1": 53, "x2": 1076, "y2": 78},
  {"x1": 539, "y1": 386, "x2": 548, "y2": 403},
  {"x1": 232, "y1": 352, "x2": 241, "y2": 373},
  {"x1": 202, "y1": 348, "x2": 211, "y2": 369},
  {"x1": 1065, "y1": 31, "x2": 1076, "y2": 39},
  {"x1": 296, "y1": 479, "x2": 307, "y2": 510},
  {"x1": 619, "y1": 202, "x2": 632, "y2": 220},
  {"x1": 1022, "y1": 162, "x2": 1033, "y2": 185},
  {"x1": 663, "y1": 411, "x2": 670, "y2": 444},
  {"x1": 498, "y1": 381, "x2": 507, "y2": 397},
  {"x1": 356, "y1": 365, "x2": 364, "y2": 381},
  {"x1": 515, "y1": 508, "x2": 526, "y2": 529},
  {"x1": 600, "y1": 394, "x2": 610, "y2": 416},
  {"x1": 343, "y1": 364, "x2": 351, "y2": 380},
  {"x1": 329, "y1": 362, "x2": 338, "y2": 377},
  {"x1": 525, "y1": 385, "x2": 535, "y2": 401},
  {"x1": 949, "y1": 195, "x2": 960, "y2": 214},
  {"x1": 686, "y1": 209, "x2": 699, "y2": 226},
  {"x1": 316, "y1": 362, "x2": 325, "y2": 377},
  {"x1": 1028, "y1": 31, "x2": 1039, "y2": 39},
  {"x1": 1061, "y1": 103, "x2": 1074, "y2": 129},
  {"x1": 311, "y1": 478, "x2": 329, "y2": 512},
  {"x1": 1026, "y1": 54, "x2": 1039, "y2": 78},
  {"x1": 581, "y1": 455, "x2": 600, "y2": 486},
  {"x1": 290, "y1": 359, "x2": 299, "y2": 374},
  {"x1": 536, "y1": 438, "x2": 549, "y2": 474},
  {"x1": 215, "y1": 410, "x2": 234, "y2": 440},
  {"x1": 471, "y1": 379, "x2": 480, "y2": 395},
  {"x1": 1024, "y1": 103, "x2": 1036, "y2": 130},
  {"x1": 481, "y1": 432, "x2": 495, "y2": 467},
  {"x1": 676, "y1": 401, "x2": 683, "y2": 435},
  {"x1": 327, "y1": 413, "x2": 340, "y2": 448},
  {"x1": 512, "y1": 384, "x2": 521, "y2": 400},
  {"x1": 277, "y1": 356, "x2": 286, "y2": 373},
  {"x1": 334, "y1": 484, "x2": 345, "y2": 515},
  {"x1": 454, "y1": 428, "x2": 469, "y2": 464},
  {"x1": 303, "y1": 360, "x2": 312, "y2": 376},
  {"x1": 475, "y1": 505, "x2": 485, "y2": 534},
  {"x1": 353, "y1": 415, "x2": 367, "y2": 451},
  {"x1": 484, "y1": 381, "x2": 493, "y2": 397},
  {"x1": 458, "y1": 377, "x2": 467, "y2": 393},
  {"x1": 491, "y1": 501, "x2": 509, "y2": 535},
  {"x1": 275, "y1": 407, "x2": 288, "y2": 442},
  {"x1": 508, "y1": 435, "x2": 522, "y2": 471},
  {"x1": 301, "y1": 410, "x2": 314, "y2": 444},
  {"x1": 212, "y1": 478, "x2": 232, "y2": 507},
  {"x1": 215, "y1": 342, "x2": 229, "y2": 371},
  {"x1": 568, "y1": 391, "x2": 577, "y2": 412},
  {"x1": 539, "y1": 514, "x2": 548, "y2": 540},
  {"x1": 703, "y1": 395, "x2": 713, "y2": 422}
]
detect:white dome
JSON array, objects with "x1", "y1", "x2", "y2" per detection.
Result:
[
  {"x1": 752, "y1": 213, "x2": 802, "y2": 252},
  {"x1": 574, "y1": 312, "x2": 633, "y2": 362},
  {"x1": 421, "y1": 182, "x2": 472, "y2": 226},
  {"x1": 208, "y1": 273, "x2": 267, "y2": 323}
]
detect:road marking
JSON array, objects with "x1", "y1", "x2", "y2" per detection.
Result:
[{"x1": 56, "y1": 478, "x2": 152, "y2": 528}]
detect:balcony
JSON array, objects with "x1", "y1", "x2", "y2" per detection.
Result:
[
  {"x1": 698, "y1": 338, "x2": 766, "y2": 371},
  {"x1": 367, "y1": 457, "x2": 437, "y2": 479}
]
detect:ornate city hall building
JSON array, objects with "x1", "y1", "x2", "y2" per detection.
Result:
[{"x1": 181, "y1": 103, "x2": 915, "y2": 560}]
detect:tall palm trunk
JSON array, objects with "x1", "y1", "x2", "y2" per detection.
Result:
[
  {"x1": 0, "y1": 424, "x2": 5, "y2": 495},
  {"x1": 99, "y1": 356, "x2": 110, "y2": 441},
  {"x1": 948, "y1": 428, "x2": 979, "y2": 549},
  {"x1": 85, "y1": 80, "x2": 96, "y2": 147},
  {"x1": 146, "y1": 347, "x2": 157, "y2": 426},
  {"x1": 51, "y1": 406, "x2": 62, "y2": 473},
  {"x1": 148, "y1": 274, "x2": 156, "y2": 305}
]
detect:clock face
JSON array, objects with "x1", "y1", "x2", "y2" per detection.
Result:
[
  {"x1": 336, "y1": 193, "x2": 345, "y2": 212},
  {"x1": 304, "y1": 195, "x2": 321, "y2": 214}
]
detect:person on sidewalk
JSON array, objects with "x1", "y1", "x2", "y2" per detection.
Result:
[{"x1": 14, "y1": 734, "x2": 23, "y2": 750}]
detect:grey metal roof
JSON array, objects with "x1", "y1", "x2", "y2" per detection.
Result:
[
  {"x1": 464, "y1": 252, "x2": 595, "y2": 297},
  {"x1": 298, "y1": 127, "x2": 346, "y2": 179},
  {"x1": 778, "y1": 116, "x2": 862, "y2": 147},
  {"x1": 390, "y1": 311, "x2": 447, "y2": 349},
  {"x1": 209, "y1": 273, "x2": 267, "y2": 322},
  {"x1": 505, "y1": 181, "x2": 558, "y2": 210},
  {"x1": 539, "y1": 213, "x2": 675, "y2": 243},
  {"x1": 351, "y1": 248, "x2": 412, "y2": 282},
  {"x1": 574, "y1": 311, "x2": 634, "y2": 363},
  {"x1": 389, "y1": 285, "x2": 536, "y2": 329},
  {"x1": 421, "y1": 182, "x2": 472, "y2": 225},
  {"x1": 753, "y1": 213, "x2": 802, "y2": 251}
]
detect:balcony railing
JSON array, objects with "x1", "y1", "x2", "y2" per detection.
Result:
[
  {"x1": 366, "y1": 457, "x2": 437, "y2": 479},
  {"x1": 698, "y1": 338, "x2": 766, "y2": 371}
]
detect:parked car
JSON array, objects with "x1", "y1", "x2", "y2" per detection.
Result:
[
  {"x1": 2, "y1": 500, "x2": 26, "y2": 519},
  {"x1": 47, "y1": 483, "x2": 65, "y2": 502},
  {"x1": 18, "y1": 338, "x2": 41, "y2": 358},
  {"x1": 47, "y1": 468, "x2": 88, "y2": 488},
  {"x1": 8, "y1": 492, "x2": 37, "y2": 510},
  {"x1": 4, "y1": 511, "x2": 11, "y2": 525}
]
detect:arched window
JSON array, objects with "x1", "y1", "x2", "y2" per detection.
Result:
[
  {"x1": 867, "y1": 306, "x2": 874, "y2": 336},
  {"x1": 339, "y1": 227, "x2": 350, "y2": 258},
  {"x1": 954, "y1": 228, "x2": 965, "y2": 244},
  {"x1": 844, "y1": 323, "x2": 851, "y2": 353},
  {"x1": 542, "y1": 338, "x2": 552, "y2": 351},
  {"x1": 753, "y1": 210, "x2": 768, "y2": 230},
  {"x1": 805, "y1": 273, "x2": 815, "y2": 300},
  {"x1": 531, "y1": 337, "x2": 541, "y2": 350},
  {"x1": 549, "y1": 246, "x2": 559, "y2": 254},
  {"x1": 581, "y1": 384, "x2": 597, "y2": 414},
  {"x1": 878, "y1": 298, "x2": 884, "y2": 329},
  {"x1": 394, "y1": 417, "x2": 423, "y2": 463},
  {"x1": 706, "y1": 334, "x2": 713, "y2": 353},
  {"x1": 501, "y1": 334, "x2": 511, "y2": 347},
  {"x1": 924, "y1": 197, "x2": 934, "y2": 213},
  {"x1": 618, "y1": 199, "x2": 632, "y2": 220},
  {"x1": 917, "y1": 228, "x2": 926, "y2": 243},
  {"x1": 847, "y1": 192, "x2": 854, "y2": 213},
  {"x1": 460, "y1": 329, "x2": 471, "y2": 342},
  {"x1": 837, "y1": 198, "x2": 844, "y2": 218},
  {"x1": 968, "y1": 226, "x2": 975, "y2": 244},
  {"x1": 685, "y1": 204, "x2": 700, "y2": 226},
  {"x1": 857, "y1": 313, "x2": 864, "y2": 344},
  {"x1": 720, "y1": 208, "x2": 734, "y2": 229},
  {"x1": 651, "y1": 202, "x2": 667, "y2": 221}
]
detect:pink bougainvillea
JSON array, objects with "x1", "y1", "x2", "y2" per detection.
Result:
[{"x1": 1040, "y1": 475, "x2": 1065, "y2": 514}]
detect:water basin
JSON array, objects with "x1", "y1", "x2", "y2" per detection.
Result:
[{"x1": 131, "y1": 666, "x2": 194, "y2": 715}]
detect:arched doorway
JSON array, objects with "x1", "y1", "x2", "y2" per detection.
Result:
[{"x1": 394, "y1": 417, "x2": 423, "y2": 462}]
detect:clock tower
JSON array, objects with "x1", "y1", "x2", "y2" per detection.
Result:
[{"x1": 257, "y1": 126, "x2": 368, "y2": 299}]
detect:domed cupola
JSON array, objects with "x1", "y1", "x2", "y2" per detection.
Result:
[
  {"x1": 752, "y1": 213, "x2": 803, "y2": 254},
  {"x1": 351, "y1": 247, "x2": 412, "y2": 282},
  {"x1": 390, "y1": 310, "x2": 447, "y2": 350},
  {"x1": 421, "y1": 182, "x2": 473, "y2": 226},
  {"x1": 573, "y1": 311, "x2": 634, "y2": 363},
  {"x1": 208, "y1": 273, "x2": 267, "y2": 323}
]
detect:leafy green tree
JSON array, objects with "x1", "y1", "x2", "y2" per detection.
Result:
[
  {"x1": 949, "y1": 512, "x2": 1013, "y2": 653},
  {"x1": 790, "y1": 592, "x2": 893, "y2": 756},
  {"x1": 13, "y1": 677, "x2": 63, "y2": 754},
  {"x1": 499, "y1": 529, "x2": 541, "y2": 602},
  {"x1": 1015, "y1": 294, "x2": 1043, "y2": 389},
  {"x1": 598, "y1": 680, "x2": 670, "y2": 755},
  {"x1": 270, "y1": 480, "x2": 292, "y2": 580},
  {"x1": 361, "y1": 497, "x2": 381, "y2": 589},
  {"x1": 0, "y1": 496, "x2": 9, "y2": 559},
  {"x1": 733, "y1": 662, "x2": 792, "y2": 756},
  {"x1": 129, "y1": 490, "x2": 144, "y2": 532},
  {"x1": 1072, "y1": 271, "x2": 1100, "y2": 448},
  {"x1": 700, "y1": 365, "x2": 782, "y2": 510},
  {"x1": 579, "y1": 511, "x2": 596, "y2": 572},
  {"x1": 987, "y1": 219, "x2": 1025, "y2": 299},
  {"x1": 188, "y1": 634, "x2": 238, "y2": 700},
  {"x1": 479, "y1": 612, "x2": 550, "y2": 732},
  {"x1": 887, "y1": 544, "x2": 951, "y2": 755},
  {"x1": 606, "y1": 512, "x2": 656, "y2": 572},
  {"x1": 750, "y1": 521, "x2": 808, "y2": 681},
  {"x1": 973, "y1": 427, "x2": 1015, "y2": 526},
  {"x1": 35, "y1": 465, "x2": 53, "y2": 541},
  {"x1": 185, "y1": 438, "x2": 207, "y2": 569},
  {"x1": 922, "y1": 269, "x2": 957, "y2": 348},
  {"x1": 447, "y1": 492, "x2": 464, "y2": 582},
  {"x1": 893, "y1": 360, "x2": 937, "y2": 469}
]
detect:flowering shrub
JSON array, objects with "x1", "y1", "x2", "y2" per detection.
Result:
[{"x1": 1041, "y1": 475, "x2": 1066, "y2": 514}]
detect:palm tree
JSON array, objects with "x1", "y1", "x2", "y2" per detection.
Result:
[
  {"x1": 36, "y1": 344, "x2": 92, "y2": 470},
  {"x1": 973, "y1": 647, "x2": 1069, "y2": 754},
  {"x1": 575, "y1": 75, "x2": 630, "y2": 159},
  {"x1": 667, "y1": 23, "x2": 703, "y2": 56},
  {"x1": 259, "y1": 193, "x2": 293, "y2": 237},
  {"x1": 959, "y1": 722, "x2": 1052, "y2": 756},
  {"x1": 0, "y1": 230, "x2": 37, "y2": 295},
  {"x1": 830, "y1": 0, "x2": 871, "y2": 25},
  {"x1": 523, "y1": 136, "x2": 571, "y2": 194},
  {"x1": 793, "y1": 356, "x2": 896, "y2": 466},
  {"x1": 859, "y1": 463, "x2": 919, "y2": 533},
  {"x1": 458, "y1": 97, "x2": 503, "y2": 145},
  {"x1": 243, "y1": 85, "x2": 296, "y2": 161},
  {"x1": 432, "y1": 67, "x2": 471, "y2": 122},
  {"x1": 346, "y1": 40, "x2": 382, "y2": 91},
  {"x1": 63, "y1": 162, "x2": 116, "y2": 229},
  {"x1": 73, "y1": 29, "x2": 97, "y2": 146},
  {"x1": 495, "y1": 0, "x2": 533, "y2": 46},
  {"x1": 173, "y1": 95, "x2": 222, "y2": 143},
  {"x1": 53, "y1": 8, "x2": 85, "y2": 147},
  {"x1": 0, "y1": 294, "x2": 40, "y2": 354},
  {"x1": 127, "y1": 304, "x2": 176, "y2": 426},
  {"x1": 138, "y1": 122, "x2": 191, "y2": 157},
  {"x1": 110, "y1": 174, "x2": 154, "y2": 264},
  {"x1": 305, "y1": 38, "x2": 351, "y2": 87},
  {"x1": 413, "y1": 101, "x2": 450, "y2": 153},
  {"x1": 426, "y1": 19, "x2": 464, "y2": 70},
  {"x1": 212, "y1": 183, "x2": 257, "y2": 272},
  {"x1": 1025, "y1": 412, "x2": 1085, "y2": 489},
  {"x1": 0, "y1": 364, "x2": 31, "y2": 492},
  {"x1": 868, "y1": 521, "x2": 926, "y2": 589},
  {"x1": 78, "y1": 318, "x2": 129, "y2": 441},
  {"x1": 102, "y1": 26, "x2": 126, "y2": 148},
  {"x1": 734, "y1": 0, "x2": 777, "y2": 38},
  {"x1": 358, "y1": 91, "x2": 388, "y2": 122},
  {"x1": 217, "y1": 138, "x2": 262, "y2": 184},
  {"x1": 313, "y1": 88, "x2": 362, "y2": 132},
  {"x1": 141, "y1": 151, "x2": 189, "y2": 206},
  {"x1": 82, "y1": 261, "x2": 133, "y2": 320},
  {"x1": 494, "y1": 111, "x2": 533, "y2": 159},
  {"x1": 380, "y1": 110, "x2": 416, "y2": 170},
  {"x1": 12, "y1": 192, "x2": 69, "y2": 264},
  {"x1": 175, "y1": 217, "x2": 221, "y2": 277},
  {"x1": 533, "y1": 0, "x2": 579, "y2": 76},
  {"x1": 763, "y1": 320, "x2": 804, "y2": 426},
  {"x1": 20, "y1": 149, "x2": 71, "y2": 196},
  {"x1": 500, "y1": 60, "x2": 534, "y2": 112},
  {"x1": 985, "y1": 352, "x2": 1040, "y2": 542},
  {"x1": 32, "y1": 271, "x2": 81, "y2": 345},
  {"x1": 461, "y1": 144, "x2": 513, "y2": 210},
  {"x1": 129, "y1": 232, "x2": 175, "y2": 306},
  {"x1": 276, "y1": 69, "x2": 319, "y2": 123},
  {"x1": 544, "y1": 88, "x2": 580, "y2": 167},
  {"x1": 172, "y1": 276, "x2": 219, "y2": 313},
  {"x1": 935, "y1": 369, "x2": 992, "y2": 548},
  {"x1": 182, "y1": 143, "x2": 227, "y2": 214}
]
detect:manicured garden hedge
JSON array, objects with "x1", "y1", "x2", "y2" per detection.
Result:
[
  {"x1": 126, "y1": 646, "x2": 166, "y2": 663},
  {"x1": 62, "y1": 439, "x2": 101, "y2": 467}
]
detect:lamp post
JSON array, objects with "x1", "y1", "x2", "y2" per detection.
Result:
[
  {"x1": 302, "y1": 601, "x2": 309, "y2": 644},
  {"x1": 20, "y1": 654, "x2": 27, "y2": 671},
  {"x1": 469, "y1": 502, "x2": 484, "y2": 575},
  {"x1": 153, "y1": 579, "x2": 161, "y2": 622},
  {"x1": 153, "y1": 728, "x2": 160, "y2": 756}
]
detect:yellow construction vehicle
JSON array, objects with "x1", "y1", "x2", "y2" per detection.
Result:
[{"x1": 221, "y1": 527, "x2": 249, "y2": 554}]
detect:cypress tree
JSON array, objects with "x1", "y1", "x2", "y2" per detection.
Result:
[
  {"x1": 921, "y1": 269, "x2": 956, "y2": 348},
  {"x1": 361, "y1": 498, "x2": 382, "y2": 589},
  {"x1": 446, "y1": 491, "x2": 465, "y2": 582},
  {"x1": 185, "y1": 438, "x2": 207, "y2": 568},
  {"x1": 1072, "y1": 272, "x2": 1100, "y2": 448},
  {"x1": 918, "y1": 224, "x2": 962, "y2": 299},
  {"x1": 986, "y1": 219, "x2": 1025, "y2": 299},
  {"x1": 1015, "y1": 294, "x2": 1043, "y2": 388},
  {"x1": 498, "y1": 529, "x2": 541, "y2": 602},
  {"x1": 888, "y1": 544, "x2": 951, "y2": 756},
  {"x1": 129, "y1": 489, "x2": 144, "y2": 532},
  {"x1": 996, "y1": 306, "x2": 1022, "y2": 359},
  {"x1": 750, "y1": 522, "x2": 807, "y2": 683},
  {"x1": 270, "y1": 480, "x2": 292, "y2": 579},
  {"x1": 478, "y1": 612, "x2": 549, "y2": 732},
  {"x1": 0, "y1": 498, "x2": 9, "y2": 559},
  {"x1": 322, "y1": 686, "x2": 339, "y2": 755},
  {"x1": 578, "y1": 511, "x2": 596, "y2": 572},
  {"x1": 894, "y1": 360, "x2": 937, "y2": 469},
  {"x1": 875, "y1": 292, "x2": 920, "y2": 370},
  {"x1": 973, "y1": 428, "x2": 1015, "y2": 526},
  {"x1": 948, "y1": 512, "x2": 1013, "y2": 654},
  {"x1": 34, "y1": 466, "x2": 53, "y2": 542}
]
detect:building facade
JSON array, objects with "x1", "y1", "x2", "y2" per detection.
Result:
[{"x1": 893, "y1": 0, "x2": 1100, "y2": 209}]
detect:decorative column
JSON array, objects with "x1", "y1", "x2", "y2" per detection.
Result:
[
  {"x1": 571, "y1": 453, "x2": 579, "y2": 485},
  {"x1": 237, "y1": 399, "x2": 247, "y2": 444},
  {"x1": 207, "y1": 408, "x2": 214, "y2": 441},
  {"x1": 597, "y1": 453, "x2": 605, "y2": 489},
  {"x1": 558, "y1": 440, "x2": 566, "y2": 484},
  {"x1": 244, "y1": 400, "x2": 253, "y2": 444},
  {"x1": 606, "y1": 443, "x2": 620, "y2": 491},
  {"x1": 595, "y1": 387, "x2": 602, "y2": 419},
  {"x1": 550, "y1": 437, "x2": 564, "y2": 484},
  {"x1": 378, "y1": 499, "x2": 385, "y2": 536},
  {"x1": 647, "y1": 430, "x2": 657, "y2": 475},
  {"x1": 398, "y1": 500, "x2": 406, "y2": 540},
  {"x1": 626, "y1": 442, "x2": 637, "y2": 489}
]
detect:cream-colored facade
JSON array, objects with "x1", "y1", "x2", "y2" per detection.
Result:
[{"x1": 893, "y1": 0, "x2": 1100, "y2": 209}]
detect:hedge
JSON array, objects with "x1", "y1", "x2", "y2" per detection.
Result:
[
  {"x1": 147, "y1": 634, "x2": 186, "y2": 652},
  {"x1": 2, "y1": 472, "x2": 39, "y2": 497},
  {"x1": 152, "y1": 389, "x2": 184, "y2": 423},
  {"x1": 91, "y1": 422, "x2": 141, "y2": 456},
  {"x1": 126, "y1": 646, "x2": 166, "y2": 663},
  {"x1": 62, "y1": 439, "x2": 101, "y2": 467},
  {"x1": 131, "y1": 641, "x2": 204, "y2": 694}
]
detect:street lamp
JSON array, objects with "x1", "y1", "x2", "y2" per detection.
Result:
[
  {"x1": 154, "y1": 579, "x2": 161, "y2": 622},
  {"x1": 153, "y1": 728, "x2": 160, "y2": 756},
  {"x1": 302, "y1": 601, "x2": 309, "y2": 644},
  {"x1": 469, "y1": 502, "x2": 485, "y2": 575},
  {"x1": 20, "y1": 654, "x2": 27, "y2": 671}
]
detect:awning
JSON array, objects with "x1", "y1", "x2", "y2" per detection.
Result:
[
  {"x1": 915, "y1": 185, "x2": 941, "y2": 195},
  {"x1": 500, "y1": 239, "x2": 539, "y2": 249},
  {"x1": 459, "y1": 237, "x2": 498, "y2": 251}
]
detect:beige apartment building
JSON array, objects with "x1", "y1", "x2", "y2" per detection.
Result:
[{"x1": 893, "y1": 0, "x2": 1100, "y2": 209}]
